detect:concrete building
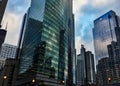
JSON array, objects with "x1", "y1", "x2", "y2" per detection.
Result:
[{"x1": 0, "y1": 43, "x2": 17, "y2": 59}]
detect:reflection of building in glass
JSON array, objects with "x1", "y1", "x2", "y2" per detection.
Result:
[
  {"x1": 93, "y1": 10, "x2": 120, "y2": 63},
  {"x1": 76, "y1": 45, "x2": 96, "y2": 86},
  {"x1": 16, "y1": 0, "x2": 73, "y2": 86}
]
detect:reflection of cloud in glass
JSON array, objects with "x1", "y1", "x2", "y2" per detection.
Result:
[{"x1": 93, "y1": 11, "x2": 120, "y2": 63}]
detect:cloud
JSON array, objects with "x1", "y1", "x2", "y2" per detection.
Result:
[
  {"x1": 3, "y1": 0, "x2": 120, "y2": 57},
  {"x1": 73, "y1": 0, "x2": 87, "y2": 14},
  {"x1": 74, "y1": 0, "x2": 120, "y2": 55},
  {"x1": 2, "y1": 0, "x2": 30, "y2": 45},
  {"x1": 3, "y1": 12, "x2": 23, "y2": 45}
]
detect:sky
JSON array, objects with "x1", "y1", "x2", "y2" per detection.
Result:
[{"x1": 2, "y1": 0, "x2": 120, "y2": 55}]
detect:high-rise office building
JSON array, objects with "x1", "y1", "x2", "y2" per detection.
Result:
[
  {"x1": 96, "y1": 57, "x2": 111, "y2": 85},
  {"x1": 86, "y1": 51, "x2": 96, "y2": 84},
  {"x1": 76, "y1": 45, "x2": 96, "y2": 86},
  {"x1": 0, "y1": 0, "x2": 8, "y2": 24},
  {"x1": 107, "y1": 41, "x2": 120, "y2": 84},
  {"x1": 77, "y1": 54, "x2": 85, "y2": 86},
  {"x1": 93, "y1": 10, "x2": 120, "y2": 63},
  {"x1": 17, "y1": 0, "x2": 73, "y2": 86},
  {"x1": 0, "y1": 43, "x2": 17, "y2": 59},
  {"x1": 67, "y1": 0, "x2": 75, "y2": 85}
]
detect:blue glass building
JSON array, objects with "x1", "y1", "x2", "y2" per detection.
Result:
[{"x1": 93, "y1": 10, "x2": 120, "y2": 63}]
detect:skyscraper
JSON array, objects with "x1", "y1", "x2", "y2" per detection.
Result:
[
  {"x1": 0, "y1": 43, "x2": 17, "y2": 59},
  {"x1": 17, "y1": 0, "x2": 73, "y2": 85},
  {"x1": 107, "y1": 41, "x2": 120, "y2": 84},
  {"x1": 0, "y1": 0, "x2": 8, "y2": 24},
  {"x1": 96, "y1": 57, "x2": 111, "y2": 85},
  {"x1": 86, "y1": 51, "x2": 96, "y2": 84},
  {"x1": 93, "y1": 10, "x2": 120, "y2": 63},
  {"x1": 67, "y1": 0, "x2": 75, "y2": 85},
  {"x1": 77, "y1": 54, "x2": 84, "y2": 85},
  {"x1": 76, "y1": 45, "x2": 96, "y2": 86}
]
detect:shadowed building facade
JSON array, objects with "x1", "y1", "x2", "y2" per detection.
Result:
[
  {"x1": 16, "y1": 0, "x2": 74, "y2": 86},
  {"x1": 0, "y1": 28, "x2": 6, "y2": 50},
  {"x1": 77, "y1": 45, "x2": 96, "y2": 86},
  {"x1": 0, "y1": 0, "x2": 8, "y2": 24}
]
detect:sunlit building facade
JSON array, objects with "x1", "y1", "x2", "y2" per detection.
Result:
[
  {"x1": 17, "y1": 0, "x2": 73, "y2": 85},
  {"x1": 93, "y1": 10, "x2": 120, "y2": 63}
]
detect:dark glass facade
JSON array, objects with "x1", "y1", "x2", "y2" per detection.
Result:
[
  {"x1": 0, "y1": 0, "x2": 8, "y2": 24},
  {"x1": 0, "y1": 29, "x2": 6, "y2": 50},
  {"x1": 18, "y1": 0, "x2": 73, "y2": 85},
  {"x1": 107, "y1": 41, "x2": 120, "y2": 84},
  {"x1": 86, "y1": 51, "x2": 96, "y2": 84},
  {"x1": 93, "y1": 10, "x2": 120, "y2": 63}
]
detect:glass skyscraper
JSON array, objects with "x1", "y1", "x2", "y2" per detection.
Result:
[
  {"x1": 17, "y1": 0, "x2": 74, "y2": 85},
  {"x1": 76, "y1": 45, "x2": 96, "y2": 85},
  {"x1": 93, "y1": 10, "x2": 120, "y2": 63}
]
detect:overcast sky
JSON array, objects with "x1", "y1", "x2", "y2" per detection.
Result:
[{"x1": 3, "y1": 0, "x2": 120, "y2": 55}]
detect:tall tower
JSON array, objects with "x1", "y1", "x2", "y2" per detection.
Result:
[
  {"x1": 76, "y1": 45, "x2": 96, "y2": 85},
  {"x1": 0, "y1": 0, "x2": 8, "y2": 24},
  {"x1": 17, "y1": 0, "x2": 73, "y2": 85},
  {"x1": 67, "y1": 0, "x2": 75, "y2": 85},
  {"x1": 76, "y1": 45, "x2": 86, "y2": 86},
  {"x1": 93, "y1": 10, "x2": 120, "y2": 63}
]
